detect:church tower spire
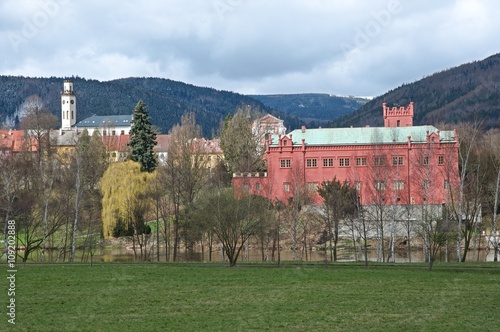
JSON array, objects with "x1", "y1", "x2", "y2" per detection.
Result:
[{"x1": 61, "y1": 80, "x2": 76, "y2": 129}]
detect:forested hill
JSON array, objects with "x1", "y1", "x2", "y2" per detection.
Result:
[
  {"x1": 0, "y1": 76, "x2": 302, "y2": 136},
  {"x1": 250, "y1": 93, "x2": 369, "y2": 126},
  {"x1": 332, "y1": 53, "x2": 500, "y2": 129}
]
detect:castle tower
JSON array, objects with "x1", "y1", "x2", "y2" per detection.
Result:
[
  {"x1": 383, "y1": 102, "x2": 413, "y2": 127},
  {"x1": 61, "y1": 80, "x2": 76, "y2": 129}
]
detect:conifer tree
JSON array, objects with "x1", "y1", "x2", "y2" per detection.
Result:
[{"x1": 129, "y1": 100, "x2": 157, "y2": 172}]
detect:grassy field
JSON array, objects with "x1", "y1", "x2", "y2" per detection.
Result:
[{"x1": 2, "y1": 262, "x2": 500, "y2": 331}]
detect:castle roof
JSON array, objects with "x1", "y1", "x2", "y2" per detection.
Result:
[{"x1": 271, "y1": 125, "x2": 456, "y2": 146}]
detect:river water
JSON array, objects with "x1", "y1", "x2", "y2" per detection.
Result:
[{"x1": 92, "y1": 246, "x2": 497, "y2": 263}]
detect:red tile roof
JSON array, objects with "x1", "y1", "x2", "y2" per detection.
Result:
[
  {"x1": 0, "y1": 130, "x2": 38, "y2": 153},
  {"x1": 101, "y1": 135, "x2": 130, "y2": 152}
]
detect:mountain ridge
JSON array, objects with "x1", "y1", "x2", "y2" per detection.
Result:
[
  {"x1": 0, "y1": 75, "x2": 302, "y2": 137},
  {"x1": 332, "y1": 53, "x2": 500, "y2": 128},
  {"x1": 250, "y1": 93, "x2": 369, "y2": 125}
]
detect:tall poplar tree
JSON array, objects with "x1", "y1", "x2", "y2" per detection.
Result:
[
  {"x1": 129, "y1": 100, "x2": 157, "y2": 173},
  {"x1": 220, "y1": 108, "x2": 263, "y2": 173}
]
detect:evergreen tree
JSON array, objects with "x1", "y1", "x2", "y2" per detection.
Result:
[{"x1": 129, "y1": 100, "x2": 157, "y2": 172}]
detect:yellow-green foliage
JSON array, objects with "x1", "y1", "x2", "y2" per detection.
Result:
[{"x1": 100, "y1": 160, "x2": 154, "y2": 238}]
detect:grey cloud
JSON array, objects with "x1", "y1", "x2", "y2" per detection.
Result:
[{"x1": 1, "y1": 0, "x2": 499, "y2": 97}]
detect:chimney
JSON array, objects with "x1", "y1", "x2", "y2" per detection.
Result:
[{"x1": 301, "y1": 125, "x2": 306, "y2": 133}]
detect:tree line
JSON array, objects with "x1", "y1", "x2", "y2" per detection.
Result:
[{"x1": 1, "y1": 98, "x2": 499, "y2": 268}]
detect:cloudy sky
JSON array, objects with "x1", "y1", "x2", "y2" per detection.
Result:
[{"x1": 1, "y1": 0, "x2": 499, "y2": 97}]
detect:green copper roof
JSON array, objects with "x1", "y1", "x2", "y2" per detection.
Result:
[{"x1": 270, "y1": 125, "x2": 456, "y2": 146}]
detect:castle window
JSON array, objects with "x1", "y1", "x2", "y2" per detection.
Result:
[
  {"x1": 323, "y1": 158, "x2": 334, "y2": 167},
  {"x1": 280, "y1": 159, "x2": 291, "y2": 168},
  {"x1": 355, "y1": 181, "x2": 361, "y2": 191},
  {"x1": 374, "y1": 156, "x2": 386, "y2": 166},
  {"x1": 255, "y1": 183, "x2": 261, "y2": 191},
  {"x1": 307, "y1": 183, "x2": 318, "y2": 191},
  {"x1": 339, "y1": 158, "x2": 350, "y2": 167},
  {"x1": 355, "y1": 157, "x2": 367, "y2": 166},
  {"x1": 306, "y1": 158, "x2": 317, "y2": 167},
  {"x1": 423, "y1": 156, "x2": 429, "y2": 165},
  {"x1": 284, "y1": 182, "x2": 290, "y2": 192},
  {"x1": 393, "y1": 180, "x2": 405, "y2": 190},
  {"x1": 71, "y1": 111, "x2": 74, "y2": 120},
  {"x1": 121, "y1": 130, "x2": 125, "y2": 135},
  {"x1": 243, "y1": 182, "x2": 249, "y2": 190},
  {"x1": 374, "y1": 181, "x2": 386, "y2": 190},
  {"x1": 438, "y1": 155, "x2": 444, "y2": 165},
  {"x1": 112, "y1": 130, "x2": 116, "y2": 136},
  {"x1": 392, "y1": 156, "x2": 404, "y2": 166}
]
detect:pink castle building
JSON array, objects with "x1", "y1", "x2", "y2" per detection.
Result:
[{"x1": 233, "y1": 102, "x2": 459, "y2": 207}]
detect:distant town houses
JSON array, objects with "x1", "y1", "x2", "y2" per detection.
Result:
[{"x1": 1, "y1": 80, "x2": 223, "y2": 168}]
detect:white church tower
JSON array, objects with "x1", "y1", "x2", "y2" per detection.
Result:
[{"x1": 61, "y1": 80, "x2": 76, "y2": 129}]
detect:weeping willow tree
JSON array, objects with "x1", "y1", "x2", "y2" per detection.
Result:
[{"x1": 100, "y1": 161, "x2": 154, "y2": 260}]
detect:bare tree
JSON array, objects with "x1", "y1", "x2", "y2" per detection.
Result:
[
  {"x1": 193, "y1": 188, "x2": 271, "y2": 267},
  {"x1": 18, "y1": 96, "x2": 59, "y2": 262},
  {"x1": 10, "y1": 148, "x2": 65, "y2": 262},
  {"x1": 69, "y1": 130, "x2": 108, "y2": 262},
  {"x1": 482, "y1": 129, "x2": 500, "y2": 261},
  {"x1": 165, "y1": 113, "x2": 207, "y2": 261},
  {"x1": 364, "y1": 137, "x2": 391, "y2": 262},
  {"x1": 318, "y1": 178, "x2": 358, "y2": 262},
  {"x1": 285, "y1": 162, "x2": 313, "y2": 260},
  {"x1": 19, "y1": 95, "x2": 58, "y2": 163},
  {"x1": 0, "y1": 152, "x2": 24, "y2": 261},
  {"x1": 448, "y1": 122, "x2": 483, "y2": 262},
  {"x1": 419, "y1": 211, "x2": 455, "y2": 270}
]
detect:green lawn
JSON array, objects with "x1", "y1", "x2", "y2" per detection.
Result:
[{"x1": 3, "y1": 262, "x2": 500, "y2": 331}]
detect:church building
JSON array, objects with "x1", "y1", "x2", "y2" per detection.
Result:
[{"x1": 59, "y1": 80, "x2": 133, "y2": 136}]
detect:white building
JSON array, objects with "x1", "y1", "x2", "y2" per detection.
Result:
[
  {"x1": 75, "y1": 114, "x2": 133, "y2": 136},
  {"x1": 60, "y1": 80, "x2": 132, "y2": 136}
]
